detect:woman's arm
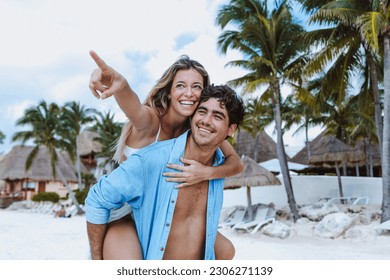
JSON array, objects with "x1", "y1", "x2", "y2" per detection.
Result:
[
  {"x1": 163, "y1": 140, "x2": 244, "y2": 188},
  {"x1": 89, "y1": 50, "x2": 154, "y2": 131}
]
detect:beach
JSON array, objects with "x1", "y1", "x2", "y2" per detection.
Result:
[{"x1": 1, "y1": 206, "x2": 390, "y2": 260}]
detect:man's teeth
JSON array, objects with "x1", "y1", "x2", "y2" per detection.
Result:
[
  {"x1": 180, "y1": 101, "x2": 195, "y2": 105},
  {"x1": 199, "y1": 128, "x2": 210, "y2": 133}
]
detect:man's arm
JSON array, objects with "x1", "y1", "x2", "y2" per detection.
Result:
[
  {"x1": 87, "y1": 222, "x2": 108, "y2": 260},
  {"x1": 85, "y1": 155, "x2": 145, "y2": 259}
]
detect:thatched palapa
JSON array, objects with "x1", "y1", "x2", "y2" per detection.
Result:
[
  {"x1": 309, "y1": 136, "x2": 365, "y2": 166},
  {"x1": 0, "y1": 145, "x2": 84, "y2": 182},
  {"x1": 235, "y1": 130, "x2": 284, "y2": 163},
  {"x1": 77, "y1": 130, "x2": 102, "y2": 156},
  {"x1": 225, "y1": 155, "x2": 281, "y2": 187},
  {"x1": 225, "y1": 155, "x2": 281, "y2": 220}
]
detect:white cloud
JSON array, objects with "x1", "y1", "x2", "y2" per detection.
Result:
[
  {"x1": 0, "y1": 0, "x2": 312, "y2": 154},
  {"x1": 6, "y1": 100, "x2": 35, "y2": 123}
]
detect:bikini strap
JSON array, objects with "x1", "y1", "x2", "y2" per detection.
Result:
[{"x1": 155, "y1": 124, "x2": 161, "y2": 142}]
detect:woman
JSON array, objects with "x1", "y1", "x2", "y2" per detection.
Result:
[{"x1": 89, "y1": 51, "x2": 244, "y2": 259}]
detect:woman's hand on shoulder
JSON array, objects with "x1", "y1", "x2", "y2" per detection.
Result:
[{"x1": 163, "y1": 157, "x2": 213, "y2": 189}]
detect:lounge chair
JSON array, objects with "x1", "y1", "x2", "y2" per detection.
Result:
[
  {"x1": 374, "y1": 219, "x2": 390, "y2": 234},
  {"x1": 65, "y1": 205, "x2": 78, "y2": 217},
  {"x1": 352, "y1": 196, "x2": 369, "y2": 205},
  {"x1": 218, "y1": 208, "x2": 247, "y2": 228},
  {"x1": 233, "y1": 206, "x2": 275, "y2": 235},
  {"x1": 321, "y1": 196, "x2": 369, "y2": 205}
]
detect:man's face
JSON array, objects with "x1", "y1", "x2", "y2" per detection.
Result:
[{"x1": 190, "y1": 98, "x2": 237, "y2": 148}]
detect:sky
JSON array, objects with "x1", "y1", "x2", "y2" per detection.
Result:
[{"x1": 0, "y1": 0, "x2": 322, "y2": 157}]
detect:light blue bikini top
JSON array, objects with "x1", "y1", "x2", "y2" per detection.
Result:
[{"x1": 123, "y1": 125, "x2": 161, "y2": 157}]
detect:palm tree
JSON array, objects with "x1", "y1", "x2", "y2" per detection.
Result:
[
  {"x1": 241, "y1": 97, "x2": 273, "y2": 161},
  {"x1": 90, "y1": 111, "x2": 123, "y2": 172},
  {"x1": 349, "y1": 90, "x2": 379, "y2": 176},
  {"x1": 216, "y1": 0, "x2": 308, "y2": 221},
  {"x1": 283, "y1": 84, "x2": 326, "y2": 160},
  {"x1": 298, "y1": 0, "x2": 384, "y2": 151},
  {"x1": 62, "y1": 101, "x2": 97, "y2": 190},
  {"x1": 297, "y1": 0, "x2": 390, "y2": 223},
  {"x1": 12, "y1": 100, "x2": 83, "y2": 213}
]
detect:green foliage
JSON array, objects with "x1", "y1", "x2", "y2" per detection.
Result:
[
  {"x1": 0, "y1": 130, "x2": 5, "y2": 145},
  {"x1": 82, "y1": 173, "x2": 96, "y2": 190},
  {"x1": 90, "y1": 111, "x2": 123, "y2": 162},
  {"x1": 74, "y1": 188, "x2": 89, "y2": 205},
  {"x1": 32, "y1": 192, "x2": 60, "y2": 203}
]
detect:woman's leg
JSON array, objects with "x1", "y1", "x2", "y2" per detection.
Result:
[
  {"x1": 214, "y1": 231, "x2": 235, "y2": 260},
  {"x1": 103, "y1": 214, "x2": 143, "y2": 260}
]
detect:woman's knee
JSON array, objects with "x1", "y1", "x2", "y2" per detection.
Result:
[{"x1": 215, "y1": 233, "x2": 235, "y2": 260}]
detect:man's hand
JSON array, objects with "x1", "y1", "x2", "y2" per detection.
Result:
[
  {"x1": 89, "y1": 50, "x2": 130, "y2": 99},
  {"x1": 163, "y1": 157, "x2": 212, "y2": 189}
]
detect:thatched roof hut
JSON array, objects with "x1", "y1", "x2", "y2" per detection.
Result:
[
  {"x1": 292, "y1": 131, "x2": 379, "y2": 166},
  {"x1": 225, "y1": 155, "x2": 281, "y2": 220},
  {"x1": 0, "y1": 145, "x2": 85, "y2": 182},
  {"x1": 76, "y1": 130, "x2": 103, "y2": 170},
  {"x1": 225, "y1": 155, "x2": 281, "y2": 187},
  {"x1": 291, "y1": 130, "x2": 327, "y2": 165},
  {"x1": 355, "y1": 140, "x2": 382, "y2": 167},
  {"x1": 309, "y1": 136, "x2": 365, "y2": 166},
  {"x1": 291, "y1": 130, "x2": 382, "y2": 176},
  {"x1": 235, "y1": 130, "x2": 284, "y2": 163},
  {"x1": 77, "y1": 130, "x2": 102, "y2": 156}
]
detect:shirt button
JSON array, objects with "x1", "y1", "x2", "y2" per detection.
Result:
[
  {"x1": 171, "y1": 199, "x2": 175, "y2": 203},
  {"x1": 166, "y1": 223, "x2": 170, "y2": 227},
  {"x1": 160, "y1": 247, "x2": 165, "y2": 251}
]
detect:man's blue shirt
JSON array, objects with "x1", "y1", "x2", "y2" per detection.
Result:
[{"x1": 85, "y1": 131, "x2": 225, "y2": 260}]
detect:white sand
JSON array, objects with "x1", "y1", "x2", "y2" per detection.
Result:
[{"x1": 1, "y1": 208, "x2": 390, "y2": 260}]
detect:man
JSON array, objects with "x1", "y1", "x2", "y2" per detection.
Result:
[{"x1": 85, "y1": 84, "x2": 245, "y2": 260}]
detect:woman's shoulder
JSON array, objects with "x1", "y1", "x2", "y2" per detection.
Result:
[{"x1": 126, "y1": 109, "x2": 161, "y2": 143}]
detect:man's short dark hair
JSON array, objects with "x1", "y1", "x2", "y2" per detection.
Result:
[{"x1": 199, "y1": 84, "x2": 245, "y2": 127}]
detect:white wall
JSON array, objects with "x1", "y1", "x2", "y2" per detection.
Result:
[{"x1": 222, "y1": 175, "x2": 383, "y2": 208}]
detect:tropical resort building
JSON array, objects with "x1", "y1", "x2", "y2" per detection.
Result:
[
  {"x1": 0, "y1": 130, "x2": 113, "y2": 208},
  {"x1": 0, "y1": 145, "x2": 87, "y2": 208},
  {"x1": 292, "y1": 131, "x2": 382, "y2": 177}
]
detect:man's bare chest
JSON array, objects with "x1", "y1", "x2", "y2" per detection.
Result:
[{"x1": 174, "y1": 181, "x2": 209, "y2": 216}]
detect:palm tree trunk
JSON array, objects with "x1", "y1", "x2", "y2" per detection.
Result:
[
  {"x1": 56, "y1": 152, "x2": 84, "y2": 214},
  {"x1": 381, "y1": 33, "x2": 390, "y2": 222},
  {"x1": 246, "y1": 186, "x2": 254, "y2": 221},
  {"x1": 305, "y1": 124, "x2": 311, "y2": 160},
  {"x1": 253, "y1": 133, "x2": 260, "y2": 162},
  {"x1": 366, "y1": 49, "x2": 383, "y2": 155},
  {"x1": 342, "y1": 160, "x2": 347, "y2": 176},
  {"x1": 367, "y1": 142, "x2": 374, "y2": 177},
  {"x1": 57, "y1": 167, "x2": 84, "y2": 214},
  {"x1": 273, "y1": 83, "x2": 299, "y2": 222},
  {"x1": 335, "y1": 163, "x2": 344, "y2": 201},
  {"x1": 355, "y1": 163, "x2": 359, "y2": 177},
  {"x1": 76, "y1": 142, "x2": 83, "y2": 191}
]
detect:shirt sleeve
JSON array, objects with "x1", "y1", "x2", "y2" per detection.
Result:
[{"x1": 85, "y1": 154, "x2": 145, "y2": 224}]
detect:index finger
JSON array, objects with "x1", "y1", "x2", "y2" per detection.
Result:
[{"x1": 89, "y1": 50, "x2": 109, "y2": 71}]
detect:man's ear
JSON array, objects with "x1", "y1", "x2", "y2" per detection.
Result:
[{"x1": 227, "y1": 124, "x2": 237, "y2": 137}]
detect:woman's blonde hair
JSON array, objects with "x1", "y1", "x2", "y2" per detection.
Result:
[{"x1": 113, "y1": 55, "x2": 210, "y2": 163}]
